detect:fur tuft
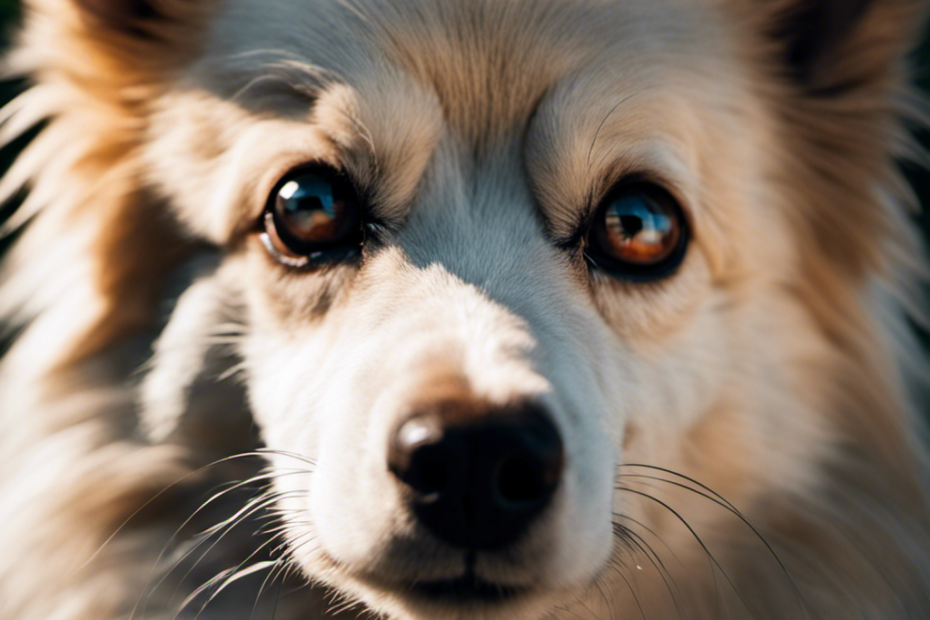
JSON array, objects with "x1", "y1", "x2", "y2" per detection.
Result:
[{"x1": 1, "y1": 1, "x2": 929, "y2": 619}]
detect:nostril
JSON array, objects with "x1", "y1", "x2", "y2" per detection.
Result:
[
  {"x1": 493, "y1": 454, "x2": 558, "y2": 508},
  {"x1": 491, "y1": 410, "x2": 564, "y2": 510},
  {"x1": 407, "y1": 444, "x2": 450, "y2": 496}
]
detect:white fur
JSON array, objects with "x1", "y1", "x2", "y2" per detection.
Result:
[{"x1": 1, "y1": 0, "x2": 929, "y2": 619}]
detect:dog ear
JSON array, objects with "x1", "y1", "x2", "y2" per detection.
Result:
[
  {"x1": 65, "y1": 0, "x2": 209, "y2": 42},
  {"x1": 73, "y1": 0, "x2": 160, "y2": 31},
  {"x1": 19, "y1": 0, "x2": 209, "y2": 61},
  {"x1": 736, "y1": 0, "x2": 927, "y2": 275},
  {"x1": 752, "y1": 0, "x2": 925, "y2": 93}
]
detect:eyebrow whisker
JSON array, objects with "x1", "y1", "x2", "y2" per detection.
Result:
[{"x1": 587, "y1": 94, "x2": 636, "y2": 167}]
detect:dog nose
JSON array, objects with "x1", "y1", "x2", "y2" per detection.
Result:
[{"x1": 387, "y1": 401, "x2": 564, "y2": 550}]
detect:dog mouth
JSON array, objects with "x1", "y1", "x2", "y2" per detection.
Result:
[
  {"x1": 410, "y1": 573, "x2": 525, "y2": 604},
  {"x1": 316, "y1": 542, "x2": 532, "y2": 608}
]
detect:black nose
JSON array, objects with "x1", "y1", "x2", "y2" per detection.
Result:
[{"x1": 387, "y1": 401, "x2": 564, "y2": 551}]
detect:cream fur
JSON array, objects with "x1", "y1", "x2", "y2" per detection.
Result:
[{"x1": 1, "y1": 1, "x2": 929, "y2": 619}]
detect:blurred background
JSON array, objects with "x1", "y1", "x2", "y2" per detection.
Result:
[{"x1": 0, "y1": 0, "x2": 927, "y2": 408}]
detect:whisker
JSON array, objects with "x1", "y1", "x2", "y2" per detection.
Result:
[
  {"x1": 85, "y1": 451, "x2": 283, "y2": 569},
  {"x1": 616, "y1": 486, "x2": 755, "y2": 619},
  {"x1": 586, "y1": 94, "x2": 636, "y2": 166},
  {"x1": 256, "y1": 519, "x2": 312, "y2": 537},
  {"x1": 198, "y1": 488, "x2": 307, "y2": 538},
  {"x1": 618, "y1": 467, "x2": 806, "y2": 614},
  {"x1": 613, "y1": 514, "x2": 686, "y2": 571},
  {"x1": 175, "y1": 490, "x2": 311, "y2": 619},
  {"x1": 250, "y1": 531, "x2": 316, "y2": 620},
  {"x1": 177, "y1": 560, "x2": 278, "y2": 620},
  {"x1": 250, "y1": 558, "x2": 285, "y2": 620},
  {"x1": 141, "y1": 471, "x2": 309, "y2": 604},
  {"x1": 105, "y1": 450, "x2": 319, "y2": 620},
  {"x1": 621, "y1": 465, "x2": 749, "y2": 528},
  {"x1": 554, "y1": 603, "x2": 595, "y2": 620},
  {"x1": 612, "y1": 521, "x2": 683, "y2": 618},
  {"x1": 330, "y1": 596, "x2": 365, "y2": 615},
  {"x1": 328, "y1": 591, "x2": 367, "y2": 617},
  {"x1": 605, "y1": 561, "x2": 646, "y2": 620},
  {"x1": 255, "y1": 447, "x2": 319, "y2": 468},
  {"x1": 168, "y1": 490, "x2": 307, "y2": 600},
  {"x1": 274, "y1": 539, "x2": 312, "y2": 590},
  {"x1": 278, "y1": 577, "x2": 314, "y2": 599},
  {"x1": 145, "y1": 487, "x2": 303, "y2": 618},
  {"x1": 217, "y1": 360, "x2": 248, "y2": 381},
  {"x1": 593, "y1": 574, "x2": 616, "y2": 620},
  {"x1": 190, "y1": 530, "x2": 296, "y2": 620},
  {"x1": 613, "y1": 525, "x2": 672, "y2": 590},
  {"x1": 270, "y1": 571, "x2": 287, "y2": 620}
]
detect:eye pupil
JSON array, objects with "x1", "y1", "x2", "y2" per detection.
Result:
[
  {"x1": 616, "y1": 213, "x2": 644, "y2": 238},
  {"x1": 587, "y1": 184, "x2": 687, "y2": 280}
]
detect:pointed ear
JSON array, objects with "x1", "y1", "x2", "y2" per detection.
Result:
[
  {"x1": 74, "y1": 0, "x2": 160, "y2": 31},
  {"x1": 751, "y1": 0, "x2": 925, "y2": 94},
  {"x1": 20, "y1": 0, "x2": 210, "y2": 63},
  {"x1": 740, "y1": 0, "x2": 929, "y2": 272},
  {"x1": 65, "y1": 0, "x2": 211, "y2": 44}
]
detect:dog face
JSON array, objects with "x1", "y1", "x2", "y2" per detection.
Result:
[
  {"x1": 140, "y1": 1, "x2": 777, "y2": 613},
  {"x1": 2, "y1": 0, "x2": 928, "y2": 619}
]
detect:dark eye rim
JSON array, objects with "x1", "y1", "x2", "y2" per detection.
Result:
[
  {"x1": 260, "y1": 164, "x2": 366, "y2": 268},
  {"x1": 582, "y1": 180, "x2": 690, "y2": 283}
]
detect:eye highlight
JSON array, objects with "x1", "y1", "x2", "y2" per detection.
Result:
[
  {"x1": 261, "y1": 165, "x2": 363, "y2": 268},
  {"x1": 584, "y1": 183, "x2": 688, "y2": 281}
]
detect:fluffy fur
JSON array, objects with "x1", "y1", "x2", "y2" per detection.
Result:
[{"x1": 1, "y1": 0, "x2": 929, "y2": 619}]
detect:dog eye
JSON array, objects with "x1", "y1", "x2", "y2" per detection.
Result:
[
  {"x1": 260, "y1": 166, "x2": 362, "y2": 267},
  {"x1": 585, "y1": 183, "x2": 687, "y2": 280}
]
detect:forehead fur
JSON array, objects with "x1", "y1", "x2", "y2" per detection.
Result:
[
  {"x1": 155, "y1": 0, "x2": 751, "y2": 265},
  {"x1": 203, "y1": 0, "x2": 732, "y2": 145},
  {"x1": 4, "y1": 0, "x2": 922, "y2": 376}
]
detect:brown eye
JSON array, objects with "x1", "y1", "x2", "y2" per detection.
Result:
[
  {"x1": 261, "y1": 166, "x2": 362, "y2": 267},
  {"x1": 585, "y1": 183, "x2": 687, "y2": 281}
]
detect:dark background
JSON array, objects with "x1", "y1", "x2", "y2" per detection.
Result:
[{"x1": 0, "y1": 0, "x2": 927, "y2": 403}]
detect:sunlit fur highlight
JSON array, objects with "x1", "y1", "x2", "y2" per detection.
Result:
[{"x1": 0, "y1": 1, "x2": 929, "y2": 620}]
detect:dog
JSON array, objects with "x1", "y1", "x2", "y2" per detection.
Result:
[{"x1": 1, "y1": 0, "x2": 929, "y2": 618}]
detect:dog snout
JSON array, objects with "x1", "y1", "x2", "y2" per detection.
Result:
[{"x1": 387, "y1": 399, "x2": 564, "y2": 551}]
